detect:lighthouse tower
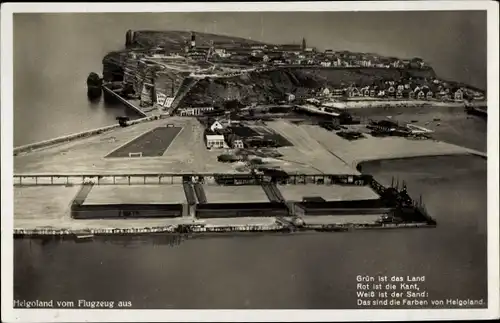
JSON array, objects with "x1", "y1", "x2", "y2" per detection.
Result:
[{"x1": 190, "y1": 31, "x2": 196, "y2": 49}]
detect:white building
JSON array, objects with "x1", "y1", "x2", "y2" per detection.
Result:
[
  {"x1": 232, "y1": 139, "x2": 244, "y2": 149},
  {"x1": 214, "y1": 48, "x2": 226, "y2": 55},
  {"x1": 179, "y1": 106, "x2": 214, "y2": 116},
  {"x1": 210, "y1": 120, "x2": 225, "y2": 132},
  {"x1": 206, "y1": 134, "x2": 227, "y2": 149}
]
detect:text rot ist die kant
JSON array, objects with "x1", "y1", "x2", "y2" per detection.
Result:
[
  {"x1": 355, "y1": 275, "x2": 485, "y2": 308},
  {"x1": 356, "y1": 275, "x2": 428, "y2": 307}
]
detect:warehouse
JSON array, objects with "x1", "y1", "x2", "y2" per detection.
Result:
[
  {"x1": 205, "y1": 134, "x2": 228, "y2": 149},
  {"x1": 193, "y1": 183, "x2": 289, "y2": 218},
  {"x1": 277, "y1": 183, "x2": 384, "y2": 217}
]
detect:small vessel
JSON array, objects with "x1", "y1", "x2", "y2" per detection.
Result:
[
  {"x1": 296, "y1": 99, "x2": 342, "y2": 117},
  {"x1": 75, "y1": 234, "x2": 94, "y2": 242},
  {"x1": 464, "y1": 101, "x2": 487, "y2": 118}
]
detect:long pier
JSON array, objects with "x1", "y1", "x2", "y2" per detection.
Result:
[
  {"x1": 13, "y1": 173, "x2": 374, "y2": 186},
  {"x1": 102, "y1": 84, "x2": 148, "y2": 117}
]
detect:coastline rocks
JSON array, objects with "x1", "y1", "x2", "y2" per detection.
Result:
[
  {"x1": 87, "y1": 72, "x2": 102, "y2": 87},
  {"x1": 87, "y1": 72, "x2": 102, "y2": 99}
]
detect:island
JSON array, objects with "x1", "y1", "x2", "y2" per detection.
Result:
[{"x1": 13, "y1": 30, "x2": 487, "y2": 239}]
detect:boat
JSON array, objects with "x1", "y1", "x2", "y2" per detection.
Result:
[
  {"x1": 295, "y1": 99, "x2": 342, "y2": 117},
  {"x1": 464, "y1": 101, "x2": 487, "y2": 118},
  {"x1": 75, "y1": 234, "x2": 94, "y2": 242}
]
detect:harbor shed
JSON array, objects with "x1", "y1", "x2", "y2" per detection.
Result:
[{"x1": 206, "y1": 134, "x2": 227, "y2": 149}]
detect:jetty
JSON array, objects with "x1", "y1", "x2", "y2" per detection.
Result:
[{"x1": 102, "y1": 83, "x2": 154, "y2": 117}]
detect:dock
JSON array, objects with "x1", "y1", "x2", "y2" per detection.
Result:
[{"x1": 13, "y1": 170, "x2": 438, "y2": 236}]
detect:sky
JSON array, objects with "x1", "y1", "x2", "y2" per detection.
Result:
[{"x1": 14, "y1": 11, "x2": 487, "y2": 89}]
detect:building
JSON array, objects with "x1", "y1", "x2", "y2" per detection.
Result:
[
  {"x1": 361, "y1": 87, "x2": 370, "y2": 97},
  {"x1": 232, "y1": 139, "x2": 244, "y2": 149},
  {"x1": 347, "y1": 86, "x2": 360, "y2": 97},
  {"x1": 225, "y1": 134, "x2": 245, "y2": 149},
  {"x1": 190, "y1": 31, "x2": 196, "y2": 49},
  {"x1": 332, "y1": 89, "x2": 344, "y2": 97},
  {"x1": 359, "y1": 60, "x2": 372, "y2": 67},
  {"x1": 179, "y1": 106, "x2": 214, "y2": 116},
  {"x1": 210, "y1": 120, "x2": 225, "y2": 132},
  {"x1": 387, "y1": 86, "x2": 396, "y2": 97},
  {"x1": 186, "y1": 50, "x2": 208, "y2": 61},
  {"x1": 206, "y1": 134, "x2": 227, "y2": 149},
  {"x1": 454, "y1": 89, "x2": 464, "y2": 101},
  {"x1": 391, "y1": 60, "x2": 403, "y2": 68},
  {"x1": 214, "y1": 48, "x2": 226, "y2": 55},
  {"x1": 156, "y1": 95, "x2": 174, "y2": 109}
]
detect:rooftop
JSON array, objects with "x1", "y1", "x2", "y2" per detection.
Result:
[
  {"x1": 83, "y1": 184, "x2": 187, "y2": 205},
  {"x1": 203, "y1": 185, "x2": 270, "y2": 204},
  {"x1": 277, "y1": 184, "x2": 379, "y2": 202}
]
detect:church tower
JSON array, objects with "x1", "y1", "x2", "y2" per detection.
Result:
[{"x1": 302, "y1": 37, "x2": 306, "y2": 51}]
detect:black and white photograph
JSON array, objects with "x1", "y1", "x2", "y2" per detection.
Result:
[{"x1": 1, "y1": 2, "x2": 499, "y2": 322}]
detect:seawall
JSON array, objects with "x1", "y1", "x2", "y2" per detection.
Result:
[{"x1": 13, "y1": 115, "x2": 160, "y2": 156}]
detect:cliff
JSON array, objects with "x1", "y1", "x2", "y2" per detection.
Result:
[
  {"x1": 101, "y1": 30, "x2": 485, "y2": 109},
  {"x1": 180, "y1": 67, "x2": 437, "y2": 107}
]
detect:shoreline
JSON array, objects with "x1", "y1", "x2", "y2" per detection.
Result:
[
  {"x1": 320, "y1": 99, "x2": 487, "y2": 110},
  {"x1": 13, "y1": 221, "x2": 435, "y2": 238},
  {"x1": 12, "y1": 100, "x2": 486, "y2": 155}
]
